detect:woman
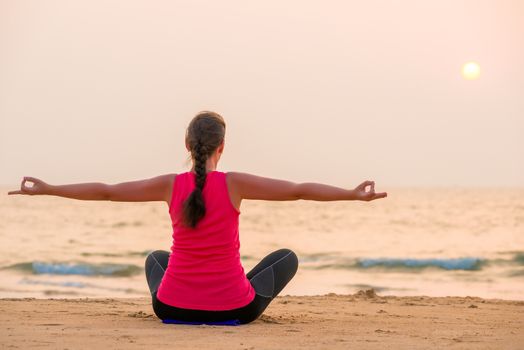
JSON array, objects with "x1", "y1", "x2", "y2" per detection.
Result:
[{"x1": 8, "y1": 111, "x2": 387, "y2": 324}]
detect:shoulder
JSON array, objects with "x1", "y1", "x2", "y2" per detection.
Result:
[
  {"x1": 154, "y1": 173, "x2": 177, "y2": 186},
  {"x1": 224, "y1": 171, "x2": 248, "y2": 179},
  {"x1": 151, "y1": 173, "x2": 177, "y2": 203},
  {"x1": 224, "y1": 171, "x2": 242, "y2": 193},
  {"x1": 224, "y1": 171, "x2": 242, "y2": 186},
  {"x1": 224, "y1": 171, "x2": 300, "y2": 201},
  {"x1": 225, "y1": 172, "x2": 268, "y2": 185},
  {"x1": 224, "y1": 171, "x2": 263, "y2": 194},
  {"x1": 135, "y1": 173, "x2": 177, "y2": 191},
  {"x1": 224, "y1": 170, "x2": 289, "y2": 191}
]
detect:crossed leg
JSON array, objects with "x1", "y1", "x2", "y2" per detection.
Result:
[{"x1": 144, "y1": 248, "x2": 298, "y2": 323}]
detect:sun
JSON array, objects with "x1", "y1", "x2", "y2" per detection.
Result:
[{"x1": 462, "y1": 62, "x2": 480, "y2": 80}]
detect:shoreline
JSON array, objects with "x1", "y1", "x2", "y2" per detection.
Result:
[{"x1": 2, "y1": 290, "x2": 523, "y2": 349}]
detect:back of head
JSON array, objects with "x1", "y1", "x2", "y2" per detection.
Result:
[{"x1": 182, "y1": 111, "x2": 226, "y2": 228}]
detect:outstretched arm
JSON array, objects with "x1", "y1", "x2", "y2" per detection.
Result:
[
  {"x1": 7, "y1": 175, "x2": 175, "y2": 203},
  {"x1": 228, "y1": 172, "x2": 387, "y2": 202}
]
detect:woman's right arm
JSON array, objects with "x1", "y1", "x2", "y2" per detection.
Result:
[{"x1": 228, "y1": 172, "x2": 387, "y2": 202}]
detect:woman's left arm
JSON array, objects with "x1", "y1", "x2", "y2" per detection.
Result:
[{"x1": 8, "y1": 175, "x2": 175, "y2": 203}]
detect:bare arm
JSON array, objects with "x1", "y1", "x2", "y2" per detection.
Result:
[
  {"x1": 7, "y1": 175, "x2": 175, "y2": 203},
  {"x1": 228, "y1": 172, "x2": 387, "y2": 202}
]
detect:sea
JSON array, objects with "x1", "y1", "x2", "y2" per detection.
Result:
[{"x1": 1, "y1": 187, "x2": 523, "y2": 300}]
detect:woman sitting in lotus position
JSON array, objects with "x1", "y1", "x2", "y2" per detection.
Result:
[{"x1": 8, "y1": 111, "x2": 387, "y2": 324}]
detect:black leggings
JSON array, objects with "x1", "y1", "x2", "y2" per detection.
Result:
[{"x1": 145, "y1": 248, "x2": 299, "y2": 324}]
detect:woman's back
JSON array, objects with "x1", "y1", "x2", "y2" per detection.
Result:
[{"x1": 156, "y1": 170, "x2": 256, "y2": 310}]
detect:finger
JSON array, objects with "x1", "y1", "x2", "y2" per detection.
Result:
[
  {"x1": 24, "y1": 176, "x2": 39, "y2": 183},
  {"x1": 370, "y1": 182, "x2": 375, "y2": 193},
  {"x1": 8, "y1": 190, "x2": 24, "y2": 195},
  {"x1": 22, "y1": 178, "x2": 36, "y2": 189},
  {"x1": 359, "y1": 180, "x2": 373, "y2": 190},
  {"x1": 373, "y1": 192, "x2": 388, "y2": 200}
]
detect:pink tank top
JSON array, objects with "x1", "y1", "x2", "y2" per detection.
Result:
[{"x1": 156, "y1": 170, "x2": 256, "y2": 310}]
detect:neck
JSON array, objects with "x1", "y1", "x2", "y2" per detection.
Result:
[{"x1": 190, "y1": 157, "x2": 218, "y2": 173}]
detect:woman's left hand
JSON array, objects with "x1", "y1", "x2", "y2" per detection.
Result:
[{"x1": 8, "y1": 177, "x2": 50, "y2": 196}]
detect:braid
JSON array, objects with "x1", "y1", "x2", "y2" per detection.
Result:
[
  {"x1": 193, "y1": 143, "x2": 208, "y2": 190},
  {"x1": 182, "y1": 142, "x2": 208, "y2": 228},
  {"x1": 182, "y1": 111, "x2": 226, "y2": 229}
]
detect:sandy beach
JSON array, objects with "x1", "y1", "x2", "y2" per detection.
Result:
[{"x1": 1, "y1": 290, "x2": 523, "y2": 349}]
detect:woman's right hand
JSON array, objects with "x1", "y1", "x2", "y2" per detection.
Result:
[{"x1": 8, "y1": 177, "x2": 51, "y2": 196}]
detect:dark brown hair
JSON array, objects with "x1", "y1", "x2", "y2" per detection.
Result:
[{"x1": 182, "y1": 111, "x2": 226, "y2": 228}]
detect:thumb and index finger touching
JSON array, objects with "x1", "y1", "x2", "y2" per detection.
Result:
[
  {"x1": 7, "y1": 176, "x2": 39, "y2": 195},
  {"x1": 357, "y1": 180, "x2": 374, "y2": 191},
  {"x1": 357, "y1": 180, "x2": 388, "y2": 200}
]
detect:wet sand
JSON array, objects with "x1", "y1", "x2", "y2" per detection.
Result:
[{"x1": 1, "y1": 290, "x2": 523, "y2": 349}]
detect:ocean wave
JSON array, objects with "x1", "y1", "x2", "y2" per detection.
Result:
[
  {"x1": 356, "y1": 257, "x2": 484, "y2": 271},
  {"x1": 514, "y1": 253, "x2": 524, "y2": 265},
  {"x1": 3, "y1": 261, "x2": 142, "y2": 277},
  {"x1": 300, "y1": 255, "x2": 485, "y2": 271},
  {"x1": 80, "y1": 250, "x2": 152, "y2": 258}
]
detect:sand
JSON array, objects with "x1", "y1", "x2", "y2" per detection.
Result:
[{"x1": 1, "y1": 290, "x2": 523, "y2": 349}]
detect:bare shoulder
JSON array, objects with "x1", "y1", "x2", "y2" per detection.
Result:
[
  {"x1": 162, "y1": 173, "x2": 177, "y2": 204},
  {"x1": 146, "y1": 173, "x2": 176, "y2": 186},
  {"x1": 137, "y1": 173, "x2": 177, "y2": 203},
  {"x1": 225, "y1": 171, "x2": 256, "y2": 184},
  {"x1": 225, "y1": 171, "x2": 299, "y2": 201},
  {"x1": 225, "y1": 172, "x2": 266, "y2": 191},
  {"x1": 105, "y1": 173, "x2": 176, "y2": 203}
]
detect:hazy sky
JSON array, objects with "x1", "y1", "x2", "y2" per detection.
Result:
[{"x1": 1, "y1": 0, "x2": 522, "y2": 188}]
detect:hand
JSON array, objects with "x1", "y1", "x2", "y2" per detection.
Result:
[
  {"x1": 353, "y1": 180, "x2": 387, "y2": 201},
  {"x1": 8, "y1": 177, "x2": 50, "y2": 196}
]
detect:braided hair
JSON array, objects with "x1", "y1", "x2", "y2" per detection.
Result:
[{"x1": 182, "y1": 111, "x2": 226, "y2": 228}]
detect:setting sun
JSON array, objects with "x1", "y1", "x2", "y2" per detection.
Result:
[{"x1": 462, "y1": 62, "x2": 481, "y2": 80}]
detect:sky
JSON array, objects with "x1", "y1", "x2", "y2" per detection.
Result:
[{"x1": 1, "y1": 0, "x2": 523, "y2": 188}]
